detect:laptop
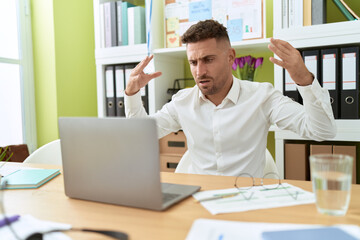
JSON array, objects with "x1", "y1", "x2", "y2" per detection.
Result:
[{"x1": 58, "y1": 117, "x2": 200, "y2": 211}]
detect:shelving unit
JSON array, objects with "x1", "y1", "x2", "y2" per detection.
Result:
[
  {"x1": 93, "y1": 0, "x2": 271, "y2": 116},
  {"x1": 273, "y1": 2, "x2": 360, "y2": 178}
]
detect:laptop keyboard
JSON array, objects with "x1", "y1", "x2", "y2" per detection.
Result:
[{"x1": 162, "y1": 193, "x2": 181, "y2": 203}]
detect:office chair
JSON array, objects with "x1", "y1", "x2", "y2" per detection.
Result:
[
  {"x1": 175, "y1": 149, "x2": 278, "y2": 176},
  {"x1": 23, "y1": 139, "x2": 62, "y2": 165}
]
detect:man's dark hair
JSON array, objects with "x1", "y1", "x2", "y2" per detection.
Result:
[{"x1": 181, "y1": 20, "x2": 230, "y2": 44}]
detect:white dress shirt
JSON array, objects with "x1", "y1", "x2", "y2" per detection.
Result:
[{"x1": 125, "y1": 77, "x2": 336, "y2": 177}]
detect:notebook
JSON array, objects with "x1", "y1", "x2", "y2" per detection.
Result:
[
  {"x1": 262, "y1": 227, "x2": 358, "y2": 240},
  {"x1": 58, "y1": 117, "x2": 200, "y2": 211},
  {"x1": 1, "y1": 169, "x2": 60, "y2": 189}
]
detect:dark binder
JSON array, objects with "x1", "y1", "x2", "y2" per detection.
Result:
[
  {"x1": 115, "y1": 65, "x2": 125, "y2": 116},
  {"x1": 321, "y1": 48, "x2": 339, "y2": 119},
  {"x1": 283, "y1": 69, "x2": 302, "y2": 104},
  {"x1": 340, "y1": 47, "x2": 359, "y2": 119},
  {"x1": 104, "y1": 1, "x2": 118, "y2": 47},
  {"x1": 311, "y1": 0, "x2": 326, "y2": 25},
  {"x1": 124, "y1": 63, "x2": 149, "y2": 113},
  {"x1": 140, "y1": 85, "x2": 149, "y2": 114},
  {"x1": 105, "y1": 65, "x2": 116, "y2": 116},
  {"x1": 302, "y1": 50, "x2": 321, "y2": 85}
]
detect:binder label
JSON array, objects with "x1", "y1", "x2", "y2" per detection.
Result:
[
  {"x1": 342, "y1": 53, "x2": 356, "y2": 90},
  {"x1": 115, "y1": 68, "x2": 125, "y2": 97},
  {"x1": 106, "y1": 69, "x2": 114, "y2": 97},
  {"x1": 322, "y1": 54, "x2": 336, "y2": 90},
  {"x1": 285, "y1": 70, "x2": 296, "y2": 91},
  {"x1": 304, "y1": 55, "x2": 318, "y2": 79}
]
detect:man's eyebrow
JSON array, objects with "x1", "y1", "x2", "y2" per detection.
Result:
[{"x1": 188, "y1": 55, "x2": 217, "y2": 61}]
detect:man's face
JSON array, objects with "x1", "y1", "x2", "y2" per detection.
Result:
[{"x1": 187, "y1": 38, "x2": 235, "y2": 102}]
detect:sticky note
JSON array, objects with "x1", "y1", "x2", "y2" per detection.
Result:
[
  {"x1": 167, "y1": 17, "x2": 179, "y2": 32},
  {"x1": 167, "y1": 33, "x2": 180, "y2": 48}
]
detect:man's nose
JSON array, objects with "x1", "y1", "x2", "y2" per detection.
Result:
[{"x1": 196, "y1": 62, "x2": 207, "y2": 77}]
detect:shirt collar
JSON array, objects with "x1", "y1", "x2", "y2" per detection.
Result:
[{"x1": 198, "y1": 76, "x2": 240, "y2": 105}]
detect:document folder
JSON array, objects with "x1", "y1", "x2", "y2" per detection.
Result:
[
  {"x1": 283, "y1": 69, "x2": 302, "y2": 104},
  {"x1": 321, "y1": 48, "x2": 339, "y2": 118},
  {"x1": 340, "y1": 47, "x2": 359, "y2": 119},
  {"x1": 115, "y1": 65, "x2": 125, "y2": 116},
  {"x1": 105, "y1": 66, "x2": 116, "y2": 116},
  {"x1": 303, "y1": 50, "x2": 321, "y2": 85},
  {"x1": 124, "y1": 63, "x2": 149, "y2": 113}
]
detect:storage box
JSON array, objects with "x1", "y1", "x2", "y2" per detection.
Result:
[
  {"x1": 159, "y1": 131, "x2": 187, "y2": 155},
  {"x1": 160, "y1": 154, "x2": 182, "y2": 172}
]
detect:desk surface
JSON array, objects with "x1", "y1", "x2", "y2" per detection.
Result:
[{"x1": 4, "y1": 163, "x2": 360, "y2": 239}]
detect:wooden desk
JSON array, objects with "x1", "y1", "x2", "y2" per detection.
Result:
[{"x1": 4, "y1": 163, "x2": 360, "y2": 239}]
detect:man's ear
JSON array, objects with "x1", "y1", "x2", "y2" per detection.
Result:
[{"x1": 229, "y1": 48, "x2": 236, "y2": 64}]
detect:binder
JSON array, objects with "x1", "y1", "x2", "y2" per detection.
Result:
[
  {"x1": 311, "y1": 0, "x2": 326, "y2": 25},
  {"x1": 103, "y1": 2, "x2": 118, "y2": 47},
  {"x1": 340, "y1": 47, "x2": 359, "y2": 119},
  {"x1": 288, "y1": 0, "x2": 303, "y2": 28},
  {"x1": 121, "y1": 1, "x2": 135, "y2": 46},
  {"x1": 302, "y1": 50, "x2": 321, "y2": 85},
  {"x1": 105, "y1": 66, "x2": 116, "y2": 116},
  {"x1": 283, "y1": 69, "x2": 302, "y2": 104},
  {"x1": 281, "y1": 0, "x2": 289, "y2": 29},
  {"x1": 115, "y1": 65, "x2": 125, "y2": 116},
  {"x1": 124, "y1": 64, "x2": 149, "y2": 113},
  {"x1": 116, "y1": 1, "x2": 123, "y2": 46},
  {"x1": 321, "y1": 48, "x2": 339, "y2": 119},
  {"x1": 285, "y1": 143, "x2": 309, "y2": 180},
  {"x1": 303, "y1": 0, "x2": 312, "y2": 26},
  {"x1": 333, "y1": 145, "x2": 357, "y2": 184},
  {"x1": 129, "y1": 6, "x2": 146, "y2": 44}
]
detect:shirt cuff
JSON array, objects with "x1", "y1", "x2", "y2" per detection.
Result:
[
  {"x1": 297, "y1": 77, "x2": 334, "y2": 119},
  {"x1": 124, "y1": 90, "x2": 142, "y2": 110},
  {"x1": 297, "y1": 77, "x2": 322, "y2": 102}
]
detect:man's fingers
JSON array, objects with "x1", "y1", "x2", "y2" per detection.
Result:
[
  {"x1": 270, "y1": 38, "x2": 294, "y2": 52},
  {"x1": 268, "y1": 43, "x2": 288, "y2": 60},
  {"x1": 133, "y1": 55, "x2": 154, "y2": 74},
  {"x1": 144, "y1": 71, "x2": 162, "y2": 81},
  {"x1": 269, "y1": 56, "x2": 285, "y2": 68}
]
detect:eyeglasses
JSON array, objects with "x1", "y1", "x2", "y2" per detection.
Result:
[
  {"x1": 234, "y1": 172, "x2": 299, "y2": 201},
  {"x1": 0, "y1": 181, "x2": 128, "y2": 240}
]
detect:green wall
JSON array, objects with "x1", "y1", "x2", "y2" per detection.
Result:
[
  {"x1": 31, "y1": 0, "x2": 58, "y2": 148},
  {"x1": 327, "y1": 0, "x2": 360, "y2": 23},
  {"x1": 31, "y1": 0, "x2": 97, "y2": 148}
]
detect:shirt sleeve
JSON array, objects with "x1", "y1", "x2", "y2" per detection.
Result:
[
  {"x1": 124, "y1": 91, "x2": 148, "y2": 118},
  {"x1": 265, "y1": 78, "x2": 337, "y2": 141},
  {"x1": 124, "y1": 90, "x2": 182, "y2": 139}
]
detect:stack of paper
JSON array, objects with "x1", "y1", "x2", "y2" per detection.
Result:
[
  {"x1": 186, "y1": 219, "x2": 360, "y2": 240},
  {"x1": 192, "y1": 183, "x2": 315, "y2": 215}
]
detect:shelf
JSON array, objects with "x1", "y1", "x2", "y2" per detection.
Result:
[
  {"x1": 274, "y1": 20, "x2": 360, "y2": 48},
  {"x1": 274, "y1": 120, "x2": 360, "y2": 142},
  {"x1": 95, "y1": 44, "x2": 148, "y2": 65},
  {"x1": 153, "y1": 38, "x2": 271, "y2": 58}
]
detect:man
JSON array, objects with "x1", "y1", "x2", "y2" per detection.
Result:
[{"x1": 124, "y1": 20, "x2": 336, "y2": 177}]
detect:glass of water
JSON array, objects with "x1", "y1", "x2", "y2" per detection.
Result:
[{"x1": 310, "y1": 154, "x2": 353, "y2": 216}]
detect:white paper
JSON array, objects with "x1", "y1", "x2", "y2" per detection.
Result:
[
  {"x1": 0, "y1": 215, "x2": 71, "y2": 240},
  {"x1": 0, "y1": 164, "x2": 34, "y2": 177},
  {"x1": 322, "y1": 53, "x2": 336, "y2": 90},
  {"x1": 342, "y1": 52, "x2": 357, "y2": 90},
  {"x1": 186, "y1": 219, "x2": 360, "y2": 240},
  {"x1": 192, "y1": 183, "x2": 315, "y2": 215}
]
